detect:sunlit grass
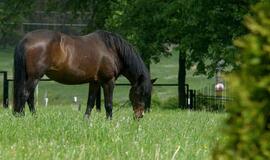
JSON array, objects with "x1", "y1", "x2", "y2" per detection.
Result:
[{"x1": 0, "y1": 105, "x2": 225, "y2": 160}]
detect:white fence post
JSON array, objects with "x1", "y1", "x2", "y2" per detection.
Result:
[{"x1": 44, "y1": 90, "x2": 48, "y2": 107}]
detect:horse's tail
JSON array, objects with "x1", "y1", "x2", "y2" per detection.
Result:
[{"x1": 13, "y1": 41, "x2": 27, "y2": 113}]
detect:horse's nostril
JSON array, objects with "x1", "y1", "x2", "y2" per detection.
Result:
[{"x1": 135, "y1": 112, "x2": 144, "y2": 119}]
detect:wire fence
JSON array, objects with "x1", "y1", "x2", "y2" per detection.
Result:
[{"x1": 1, "y1": 71, "x2": 232, "y2": 111}]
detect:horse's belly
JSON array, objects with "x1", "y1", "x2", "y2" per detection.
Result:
[{"x1": 45, "y1": 69, "x2": 95, "y2": 85}]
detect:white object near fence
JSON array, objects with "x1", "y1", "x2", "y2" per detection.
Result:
[
  {"x1": 73, "y1": 96, "x2": 78, "y2": 103},
  {"x1": 44, "y1": 98, "x2": 48, "y2": 107},
  {"x1": 44, "y1": 90, "x2": 48, "y2": 107},
  {"x1": 215, "y1": 83, "x2": 224, "y2": 91},
  {"x1": 73, "y1": 96, "x2": 81, "y2": 111},
  {"x1": 215, "y1": 82, "x2": 224, "y2": 97}
]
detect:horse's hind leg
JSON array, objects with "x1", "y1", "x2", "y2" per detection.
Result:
[
  {"x1": 14, "y1": 78, "x2": 38, "y2": 115},
  {"x1": 84, "y1": 82, "x2": 100, "y2": 118},
  {"x1": 102, "y1": 79, "x2": 115, "y2": 120},
  {"x1": 25, "y1": 78, "x2": 39, "y2": 114},
  {"x1": 27, "y1": 89, "x2": 36, "y2": 114}
]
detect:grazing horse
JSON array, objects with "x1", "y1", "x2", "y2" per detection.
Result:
[{"x1": 13, "y1": 29, "x2": 154, "y2": 119}]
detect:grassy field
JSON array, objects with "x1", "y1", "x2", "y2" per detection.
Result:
[{"x1": 0, "y1": 105, "x2": 225, "y2": 160}]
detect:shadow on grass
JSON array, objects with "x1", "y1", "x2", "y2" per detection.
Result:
[
  {"x1": 152, "y1": 96, "x2": 179, "y2": 110},
  {"x1": 153, "y1": 96, "x2": 225, "y2": 113}
]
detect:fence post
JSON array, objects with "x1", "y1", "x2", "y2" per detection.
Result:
[
  {"x1": 185, "y1": 84, "x2": 189, "y2": 108},
  {"x1": 44, "y1": 90, "x2": 48, "y2": 107},
  {"x1": 194, "y1": 90, "x2": 196, "y2": 110},
  {"x1": 189, "y1": 90, "x2": 193, "y2": 109},
  {"x1": 1, "y1": 71, "x2": 9, "y2": 108}
]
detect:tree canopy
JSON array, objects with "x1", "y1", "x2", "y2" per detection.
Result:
[{"x1": 161, "y1": 0, "x2": 257, "y2": 76}]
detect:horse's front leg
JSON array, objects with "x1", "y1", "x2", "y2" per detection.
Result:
[
  {"x1": 95, "y1": 85, "x2": 101, "y2": 112},
  {"x1": 102, "y1": 79, "x2": 115, "y2": 120},
  {"x1": 84, "y1": 82, "x2": 100, "y2": 119}
]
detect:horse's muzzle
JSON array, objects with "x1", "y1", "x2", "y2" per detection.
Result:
[{"x1": 133, "y1": 106, "x2": 144, "y2": 119}]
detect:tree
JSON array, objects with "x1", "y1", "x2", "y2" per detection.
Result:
[
  {"x1": 213, "y1": 1, "x2": 270, "y2": 159},
  {"x1": 0, "y1": 0, "x2": 114, "y2": 46},
  {"x1": 0, "y1": 0, "x2": 36, "y2": 46},
  {"x1": 46, "y1": 0, "x2": 113, "y2": 33},
  {"x1": 161, "y1": 0, "x2": 257, "y2": 107}
]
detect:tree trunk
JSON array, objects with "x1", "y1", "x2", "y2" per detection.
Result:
[{"x1": 178, "y1": 50, "x2": 186, "y2": 108}]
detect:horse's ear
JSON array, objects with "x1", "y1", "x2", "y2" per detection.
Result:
[{"x1": 151, "y1": 78, "x2": 157, "y2": 84}]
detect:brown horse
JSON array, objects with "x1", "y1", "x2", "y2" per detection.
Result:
[{"x1": 13, "y1": 29, "x2": 154, "y2": 119}]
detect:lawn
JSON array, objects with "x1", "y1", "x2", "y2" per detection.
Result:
[{"x1": 0, "y1": 105, "x2": 225, "y2": 160}]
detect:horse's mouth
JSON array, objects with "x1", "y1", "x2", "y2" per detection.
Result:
[{"x1": 133, "y1": 106, "x2": 144, "y2": 119}]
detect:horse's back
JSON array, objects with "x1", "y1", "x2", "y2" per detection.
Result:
[{"x1": 21, "y1": 30, "x2": 120, "y2": 84}]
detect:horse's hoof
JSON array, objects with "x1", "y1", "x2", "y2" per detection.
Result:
[
  {"x1": 84, "y1": 114, "x2": 90, "y2": 120},
  {"x1": 13, "y1": 111, "x2": 25, "y2": 117},
  {"x1": 106, "y1": 116, "x2": 112, "y2": 121},
  {"x1": 31, "y1": 111, "x2": 36, "y2": 115},
  {"x1": 31, "y1": 112, "x2": 38, "y2": 118}
]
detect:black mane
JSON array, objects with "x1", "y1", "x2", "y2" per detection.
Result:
[
  {"x1": 96, "y1": 31, "x2": 147, "y2": 77},
  {"x1": 96, "y1": 30, "x2": 152, "y2": 96}
]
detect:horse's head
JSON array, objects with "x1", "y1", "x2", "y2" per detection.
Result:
[{"x1": 129, "y1": 75, "x2": 157, "y2": 119}]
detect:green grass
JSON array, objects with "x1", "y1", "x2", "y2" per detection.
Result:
[{"x1": 0, "y1": 106, "x2": 225, "y2": 160}]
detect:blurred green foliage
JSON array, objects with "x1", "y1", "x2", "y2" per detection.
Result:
[{"x1": 213, "y1": 1, "x2": 270, "y2": 159}]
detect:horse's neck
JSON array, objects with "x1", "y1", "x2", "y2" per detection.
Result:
[
  {"x1": 123, "y1": 71, "x2": 149, "y2": 86},
  {"x1": 123, "y1": 72, "x2": 138, "y2": 85}
]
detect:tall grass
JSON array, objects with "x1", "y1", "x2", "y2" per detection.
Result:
[{"x1": 0, "y1": 105, "x2": 225, "y2": 160}]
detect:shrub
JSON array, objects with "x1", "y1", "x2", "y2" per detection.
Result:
[
  {"x1": 196, "y1": 93, "x2": 226, "y2": 112},
  {"x1": 160, "y1": 96, "x2": 178, "y2": 109},
  {"x1": 213, "y1": 1, "x2": 270, "y2": 159}
]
